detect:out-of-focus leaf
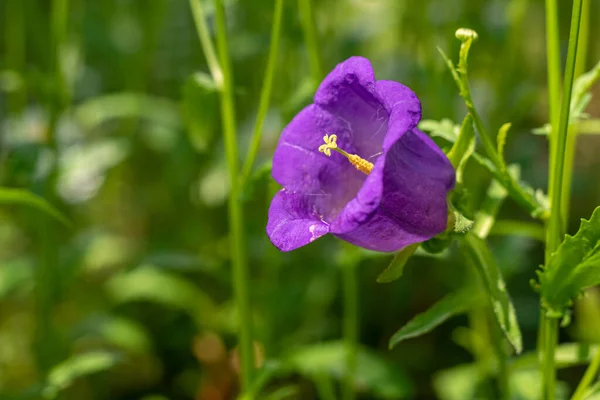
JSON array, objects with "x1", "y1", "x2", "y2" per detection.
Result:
[
  {"x1": 389, "y1": 288, "x2": 482, "y2": 349},
  {"x1": 419, "y1": 118, "x2": 459, "y2": 143},
  {"x1": 42, "y1": 351, "x2": 120, "y2": 399},
  {"x1": 447, "y1": 114, "x2": 475, "y2": 183},
  {"x1": 181, "y1": 72, "x2": 218, "y2": 152},
  {"x1": 0, "y1": 188, "x2": 70, "y2": 226},
  {"x1": 74, "y1": 92, "x2": 181, "y2": 131},
  {"x1": 106, "y1": 265, "x2": 218, "y2": 329},
  {"x1": 74, "y1": 316, "x2": 153, "y2": 354},
  {"x1": 573, "y1": 288, "x2": 600, "y2": 343},
  {"x1": 511, "y1": 343, "x2": 598, "y2": 370},
  {"x1": 489, "y1": 220, "x2": 545, "y2": 242},
  {"x1": 578, "y1": 119, "x2": 600, "y2": 134},
  {"x1": 0, "y1": 258, "x2": 33, "y2": 298},
  {"x1": 540, "y1": 206, "x2": 600, "y2": 317},
  {"x1": 433, "y1": 364, "x2": 481, "y2": 400},
  {"x1": 286, "y1": 341, "x2": 413, "y2": 399},
  {"x1": 461, "y1": 232, "x2": 523, "y2": 353},
  {"x1": 376, "y1": 243, "x2": 419, "y2": 283},
  {"x1": 533, "y1": 60, "x2": 600, "y2": 136}
]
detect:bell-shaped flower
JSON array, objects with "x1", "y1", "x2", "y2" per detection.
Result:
[{"x1": 267, "y1": 57, "x2": 455, "y2": 252}]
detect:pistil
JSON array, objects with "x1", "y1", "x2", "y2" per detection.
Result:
[{"x1": 318, "y1": 134, "x2": 373, "y2": 175}]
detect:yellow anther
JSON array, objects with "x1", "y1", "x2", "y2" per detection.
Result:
[{"x1": 318, "y1": 133, "x2": 373, "y2": 175}]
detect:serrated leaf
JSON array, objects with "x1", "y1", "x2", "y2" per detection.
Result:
[
  {"x1": 540, "y1": 206, "x2": 600, "y2": 316},
  {"x1": 461, "y1": 232, "x2": 523, "y2": 353},
  {"x1": 42, "y1": 351, "x2": 120, "y2": 399},
  {"x1": 376, "y1": 243, "x2": 419, "y2": 283},
  {"x1": 389, "y1": 288, "x2": 482, "y2": 349},
  {"x1": 447, "y1": 114, "x2": 475, "y2": 184},
  {"x1": 285, "y1": 341, "x2": 413, "y2": 399},
  {"x1": 0, "y1": 188, "x2": 71, "y2": 226}
]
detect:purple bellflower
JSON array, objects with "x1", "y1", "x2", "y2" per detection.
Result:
[{"x1": 267, "y1": 57, "x2": 455, "y2": 252}]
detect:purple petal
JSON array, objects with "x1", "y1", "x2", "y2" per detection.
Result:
[
  {"x1": 271, "y1": 104, "x2": 367, "y2": 221},
  {"x1": 375, "y1": 80, "x2": 422, "y2": 151},
  {"x1": 314, "y1": 56, "x2": 390, "y2": 159},
  {"x1": 331, "y1": 129, "x2": 455, "y2": 252},
  {"x1": 267, "y1": 189, "x2": 330, "y2": 252}
]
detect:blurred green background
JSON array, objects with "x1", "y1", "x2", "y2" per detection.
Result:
[{"x1": 1, "y1": 0, "x2": 600, "y2": 399}]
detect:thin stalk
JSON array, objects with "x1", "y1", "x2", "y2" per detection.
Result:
[
  {"x1": 542, "y1": 0, "x2": 585, "y2": 398},
  {"x1": 212, "y1": 0, "x2": 255, "y2": 390},
  {"x1": 561, "y1": 0, "x2": 590, "y2": 226},
  {"x1": 570, "y1": 347, "x2": 600, "y2": 400},
  {"x1": 240, "y1": 0, "x2": 284, "y2": 186},
  {"x1": 342, "y1": 263, "x2": 358, "y2": 400},
  {"x1": 189, "y1": 0, "x2": 223, "y2": 89},
  {"x1": 298, "y1": 0, "x2": 323, "y2": 83},
  {"x1": 542, "y1": 317, "x2": 559, "y2": 400},
  {"x1": 545, "y1": 0, "x2": 562, "y2": 206}
]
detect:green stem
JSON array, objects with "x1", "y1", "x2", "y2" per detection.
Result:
[
  {"x1": 542, "y1": 1, "x2": 585, "y2": 398},
  {"x1": 342, "y1": 263, "x2": 358, "y2": 400},
  {"x1": 561, "y1": 0, "x2": 590, "y2": 226},
  {"x1": 545, "y1": 0, "x2": 562, "y2": 207},
  {"x1": 189, "y1": 0, "x2": 223, "y2": 89},
  {"x1": 298, "y1": 0, "x2": 323, "y2": 84},
  {"x1": 542, "y1": 317, "x2": 559, "y2": 400},
  {"x1": 240, "y1": 0, "x2": 284, "y2": 186},
  {"x1": 570, "y1": 347, "x2": 600, "y2": 400},
  {"x1": 213, "y1": 0, "x2": 255, "y2": 390}
]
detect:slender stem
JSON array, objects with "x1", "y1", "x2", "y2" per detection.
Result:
[
  {"x1": 542, "y1": 317, "x2": 559, "y2": 399},
  {"x1": 240, "y1": 0, "x2": 284, "y2": 186},
  {"x1": 298, "y1": 0, "x2": 323, "y2": 84},
  {"x1": 542, "y1": 1, "x2": 585, "y2": 398},
  {"x1": 545, "y1": 0, "x2": 562, "y2": 207},
  {"x1": 561, "y1": 0, "x2": 590, "y2": 226},
  {"x1": 342, "y1": 263, "x2": 358, "y2": 400},
  {"x1": 212, "y1": 0, "x2": 255, "y2": 390},
  {"x1": 570, "y1": 347, "x2": 600, "y2": 400},
  {"x1": 189, "y1": 0, "x2": 223, "y2": 89}
]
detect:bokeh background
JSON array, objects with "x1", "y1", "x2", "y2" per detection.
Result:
[{"x1": 1, "y1": 0, "x2": 600, "y2": 399}]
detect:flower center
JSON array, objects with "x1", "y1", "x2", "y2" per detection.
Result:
[{"x1": 318, "y1": 134, "x2": 373, "y2": 175}]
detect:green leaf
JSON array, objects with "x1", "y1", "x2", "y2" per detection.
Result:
[
  {"x1": 42, "y1": 351, "x2": 120, "y2": 399},
  {"x1": 540, "y1": 206, "x2": 600, "y2": 317},
  {"x1": 0, "y1": 188, "x2": 71, "y2": 227},
  {"x1": 181, "y1": 72, "x2": 219, "y2": 152},
  {"x1": 74, "y1": 92, "x2": 181, "y2": 131},
  {"x1": 496, "y1": 122, "x2": 511, "y2": 166},
  {"x1": 419, "y1": 118, "x2": 460, "y2": 143},
  {"x1": 388, "y1": 288, "x2": 482, "y2": 349},
  {"x1": 447, "y1": 114, "x2": 475, "y2": 183},
  {"x1": 376, "y1": 243, "x2": 419, "y2": 283},
  {"x1": 106, "y1": 265, "x2": 218, "y2": 329},
  {"x1": 433, "y1": 364, "x2": 481, "y2": 400},
  {"x1": 533, "y1": 60, "x2": 600, "y2": 137},
  {"x1": 285, "y1": 341, "x2": 413, "y2": 399},
  {"x1": 461, "y1": 232, "x2": 523, "y2": 353},
  {"x1": 511, "y1": 343, "x2": 598, "y2": 370}
]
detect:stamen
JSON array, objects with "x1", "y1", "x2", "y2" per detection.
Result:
[{"x1": 318, "y1": 134, "x2": 373, "y2": 175}]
